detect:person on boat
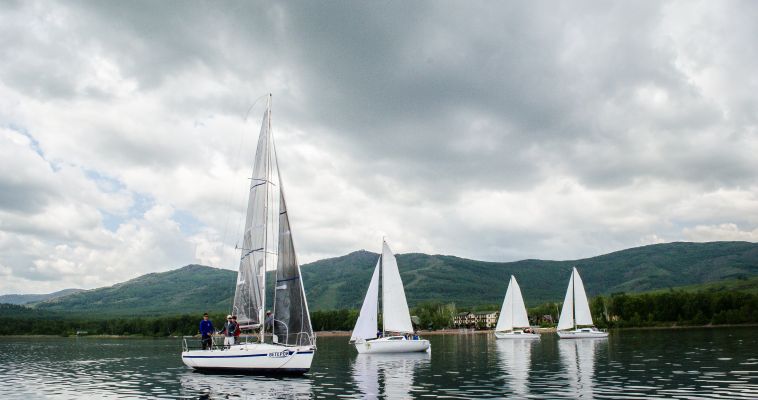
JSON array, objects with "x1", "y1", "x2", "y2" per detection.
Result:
[
  {"x1": 220, "y1": 315, "x2": 238, "y2": 348},
  {"x1": 199, "y1": 313, "x2": 214, "y2": 350},
  {"x1": 376, "y1": 329, "x2": 382, "y2": 338},
  {"x1": 232, "y1": 315, "x2": 241, "y2": 344},
  {"x1": 264, "y1": 310, "x2": 274, "y2": 329}
]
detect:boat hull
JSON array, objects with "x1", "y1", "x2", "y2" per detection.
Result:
[
  {"x1": 494, "y1": 331, "x2": 540, "y2": 339},
  {"x1": 354, "y1": 338, "x2": 431, "y2": 354},
  {"x1": 181, "y1": 343, "x2": 315, "y2": 374},
  {"x1": 557, "y1": 330, "x2": 608, "y2": 339}
]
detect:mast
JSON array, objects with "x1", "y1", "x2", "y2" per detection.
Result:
[
  {"x1": 380, "y1": 243, "x2": 384, "y2": 337},
  {"x1": 510, "y1": 276, "x2": 514, "y2": 331},
  {"x1": 572, "y1": 269, "x2": 576, "y2": 331},
  {"x1": 260, "y1": 93, "x2": 272, "y2": 341}
]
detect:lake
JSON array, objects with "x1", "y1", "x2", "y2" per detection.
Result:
[{"x1": 1, "y1": 327, "x2": 756, "y2": 399}]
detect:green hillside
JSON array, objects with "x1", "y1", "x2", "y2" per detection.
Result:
[
  {"x1": 0, "y1": 288, "x2": 83, "y2": 305},
  {"x1": 302, "y1": 241, "x2": 758, "y2": 309},
  {"x1": 29, "y1": 241, "x2": 758, "y2": 316},
  {"x1": 35, "y1": 265, "x2": 235, "y2": 317}
]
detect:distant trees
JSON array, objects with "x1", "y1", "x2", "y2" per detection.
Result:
[
  {"x1": 413, "y1": 302, "x2": 457, "y2": 330},
  {"x1": 1, "y1": 288, "x2": 756, "y2": 336}
]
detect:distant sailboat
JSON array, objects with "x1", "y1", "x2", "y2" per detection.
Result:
[
  {"x1": 494, "y1": 276, "x2": 539, "y2": 339},
  {"x1": 556, "y1": 267, "x2": 608, "y2": 339},
  {"x1": 350, "y1": 240, "x2": 431, "y2": 354},
  {"x1": 181, "y1": 95, "x2": 317, "y2": 373}
]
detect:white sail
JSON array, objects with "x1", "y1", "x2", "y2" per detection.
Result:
[
  {"x1": 573, "y1": 268, "x2": 594, "y2": 326},
  {"x1": 496, "y1": 276, "x2": 531, "y2": 332},
  {"x1": 351, "y1": 259, "x2": 381, "y2": 341},
  {"x1": 381, "y1": 241, "x2": 414, "y2": 334},
  {"x1": 232, "y1": 102, "x2": 274, "y2": 328},
  {"x1": 557, "y1": 271, "x2": 575, "y2": 331},
  {"x1": 510, "y1": 277, "x2": 530, "y2": 328},
  {"x1": 495, "y1": 277, "x2": 515, "y2": 332}
]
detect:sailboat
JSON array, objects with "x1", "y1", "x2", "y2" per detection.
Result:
[
  {"x1": 350, "y1": 240, "x2": 431, "y2": 354},
  {"x1": 494, "y1": 276, "x2": 539, "y2": 339},
  {"x1": 556, "y1": 267, "x2": 608, "y2": 339},
  {"x1": 181, "y1": 95, "x2": 317, "y2": 373}
]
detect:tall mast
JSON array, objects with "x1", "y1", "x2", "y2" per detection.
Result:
[
  {"x1": 380, "y1": 241, "x2": 384, "y2": 337},
  {"x1": 510, "y1": 276, "x2": 514, "y2": 331},
  {"x1": 260, "y1": 93, "x2": 272, "y2": 341},
  {"x1": 572, "y1": 269, "x2": 576, "y2": 331}
]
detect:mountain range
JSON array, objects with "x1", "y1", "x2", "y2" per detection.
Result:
[{"x1": 10, "y1": 241, "x2": 758, "y2": 317}]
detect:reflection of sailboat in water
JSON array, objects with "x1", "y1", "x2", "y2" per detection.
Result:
[
  {"x1": 495, "y1": 339, "x2": 533, "y2": 397},
  {"x1": 179, "y1": 370, "x2": 313, "y2": 399},
  {"x1": 352, "y1": 352, "x2": 430, "y2": 399},
  {"x1": 559, "y1": 339, "x2": 602, "y2": 398}
]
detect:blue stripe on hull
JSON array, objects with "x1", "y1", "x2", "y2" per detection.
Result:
[
  {"x1": 182, "y1": 351, "x2": 314, "y2": 359},
  {"x1": 191, "y1": 367, "x2": 309, "y2": 375}
]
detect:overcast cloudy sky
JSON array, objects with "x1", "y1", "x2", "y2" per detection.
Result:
[{"x1": 1, "y1": 1, "x2": 757, "y2": 294}]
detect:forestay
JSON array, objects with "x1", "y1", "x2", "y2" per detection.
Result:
[
  {"x1": 351, "y1": 260, "x2": 380, "y2": 341},
  {"x1": 381, "y1": 242, "x2": 414, "y2": 334}
]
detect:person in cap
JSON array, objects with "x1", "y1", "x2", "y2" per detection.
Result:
[
  {"x1": 199, "y1": 313, "x2": 214, "y2": 350},
  {"x1": 221, "y1": 315, "x2": 238, "y2": 348}
]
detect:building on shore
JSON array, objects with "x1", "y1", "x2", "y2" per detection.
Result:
[{"x1": 453, "y1": 311, "x2": 499, "y2": 329}]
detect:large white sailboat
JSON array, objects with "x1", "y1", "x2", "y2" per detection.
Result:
[
  {"x1": 494, "y1": 276, "x2": 540, "y2": 339},
  {"x1": 181, "y1": 95, "x2": 316, "y2": 373},
  {"x1": 350, "y1": 240, "x2": 431, "y2": 354},
  {"x1": 556, "y1": 267, "x2": 608, "y2": 339}
]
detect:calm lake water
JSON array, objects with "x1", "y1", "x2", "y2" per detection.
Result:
[{"x1": 1, "y1": 327, "x2": 756, "y2": 399}]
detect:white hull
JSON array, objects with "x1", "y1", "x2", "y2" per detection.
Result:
[
  {"x1": 354, "y1": 337, "x2": 430, "y2": 354},
  {"x1": 557, "y1": 329, "x2": 608, "y2": 339},
  {"x1": 182, "y1": 342, "x2": 315, "y2": 374},
  {"x1": 494, "y1": 331, "x2": 540, "y2": 339}
]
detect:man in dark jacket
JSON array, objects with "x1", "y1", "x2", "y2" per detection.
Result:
[
  {"x1": 221, "y1": 315, "x2": 238, "y2": 348},
  {"x1": 199, "y1": 313, "x2": 214, "y2": 350}
]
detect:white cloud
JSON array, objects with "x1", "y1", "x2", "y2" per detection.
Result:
[{"x1": 0, "y1": 1, "x2": 756, "y2": 294}]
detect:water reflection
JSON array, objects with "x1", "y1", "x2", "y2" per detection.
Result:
[
  {"x1": 179, "y1": 371, "x2": 313, "y2": 399},
  {"x1": 559, "y1": 338, "x2": 604, "y2": 398},
  {"x1": 351, "y1": 352, "x2": 431, "y2": 399},
  {"x1": 494, "y1": 339, "x2": 534, "y2": 397}
]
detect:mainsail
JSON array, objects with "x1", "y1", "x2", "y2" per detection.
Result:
[
  {"x1": 232, "y1": 106, "x2": 272, "y2": 327},
  {"x1": 381, "y1": 241, "x2": 414, "y2": 334}
]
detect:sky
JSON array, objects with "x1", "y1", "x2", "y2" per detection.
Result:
[{"x1": 1, "y1": 1, "x2": 757, "y2": 294}]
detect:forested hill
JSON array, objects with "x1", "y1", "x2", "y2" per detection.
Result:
[
  {"x1": 0, "y1": 288, "x2": 83, "y2": 305},
  {"x1": 27, "y1": 241, "x2": 758, "y2": 316}
]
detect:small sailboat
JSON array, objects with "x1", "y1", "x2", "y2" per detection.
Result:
[
  {"x1": 350, "y1": 240, "x2": 431, "y2": 354},
  {"x1": 181, "y1": 95, "x2": 316, "y2": 373},
  {"x1": 494, "y1": 276, "x2": 539, "y2": 339},
  {"x1": 556, "y1": 267, "x2": 608, "y2": 339}
]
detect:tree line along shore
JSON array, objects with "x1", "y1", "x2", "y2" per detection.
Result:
[{"x1": 1, "y1": 289, "x2": 755, "y2": 336}]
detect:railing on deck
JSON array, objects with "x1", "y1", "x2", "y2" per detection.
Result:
[{"x1": 181, "y1": 334, "x2": 261, "y2": 352}]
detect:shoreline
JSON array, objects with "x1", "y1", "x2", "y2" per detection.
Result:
[{"x1": 3, "y1": 323, "x2": 756, "y2": 338}]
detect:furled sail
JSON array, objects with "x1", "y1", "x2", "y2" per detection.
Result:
[
  {"x1": 272, "y1": 174, "x2": 314, "y2": 346},
  {"x1": 351, "y1": 259, "x2": 380, "y2": 341},
  {"x1": 557, "y1": 270, "x2": 575, "y2": 331},
  {"x1": 381, "y1": 241, "x2": 414, "y2": 334},
  {"x1": 232, "y1": 107, "x2": 272, "y2": 327},
  {"x1": 572, "y1": 268, "x2": 593, "y2": 326}
]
